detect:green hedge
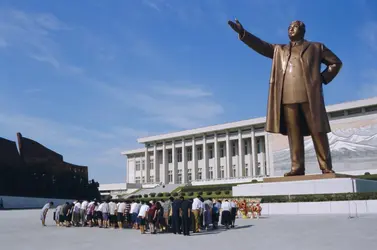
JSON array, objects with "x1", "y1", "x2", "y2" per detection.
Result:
[
  {"x1": 259, "y1": 192, "x2": 377, "y2": 203},
  {"x1": 180, "y1": 182, "x2": 255, "y2": 193}
]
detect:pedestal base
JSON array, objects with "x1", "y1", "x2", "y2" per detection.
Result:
[
  {"x1": 232, "y1": 177, "x2": 377, "y2": 197},
  {"x1": 263, "y1": 173, "x2": 350, "y2": 183}
]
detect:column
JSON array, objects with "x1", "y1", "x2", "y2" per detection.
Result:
[
  {"x1": 265, "y1": 134, "x2": 273, "y2": 176},
  {"x1": 182, "y1": 138, "x2": 187, "y2": 184},
  {"x1": 238, "y1": 129, "x2": 244, "y2": 177},
  {"x1": 202, "y1": 135, "x2": 207, "y2": 180},
  {"x1": 214, "y1": 133, "x2": 219, "y2": 179},
  {"x1": 162, "y1": 141, "x2": 167, "y2": 184},
  {"x1": 172, "y1": 140, "x2": 177, "y2": 184},
  {"x1": 192, "y1": 137, "x2": 197, "y2": 181},
  {"x1": 260, "y1": 137, "x2": 266, "y2": 176},
  {"x1": 144, "y1": 148, "x2": 150, "y2": 182},
  {"x1": 226, "y1": 131, "x2": 231, "y2": 178},
  {"x1": 153, "y1": 144, "x2": 158, "y2": 183},
  {"x1": 126, "y1": 157, "x2": 129, "y2": 183},
  {"x1": 251, "y1": 128, "x2": 257, "y2": 178}
]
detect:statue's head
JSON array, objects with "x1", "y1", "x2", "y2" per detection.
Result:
[{"x1": 288, "y1": 20, "x2": 306, "y2": 41}]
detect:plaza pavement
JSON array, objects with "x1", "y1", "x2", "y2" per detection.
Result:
[{"x1": 0, "y1": 209, "x2": 376, "y2": 250}]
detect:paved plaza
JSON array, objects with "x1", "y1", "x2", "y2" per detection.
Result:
[{"x1": 0, "y1": 210, "x2": 376, "y2": 250}]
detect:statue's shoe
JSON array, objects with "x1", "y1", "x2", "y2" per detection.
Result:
[
  {"x1": 322, "y1": 169, "x2": 335, "y2": 174},
  {"x1": 284, "y1": 169, "x2": 305, "y2": 176}
]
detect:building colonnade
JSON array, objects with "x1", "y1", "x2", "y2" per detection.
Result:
[{"x1": 130, "y1": 128, "x2": 272, "y2": 185}]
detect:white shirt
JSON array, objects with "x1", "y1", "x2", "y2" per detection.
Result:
[
  {"x1": 101, "y1": 202, "x2": 110, "y2": 213},
  {"x1": 97, "y1": 203, "x2": 103, "y2": 211},
  {"x1": 41, "y1": 203, "x2": 50, "y2": 213},
  {"x1": 192, "y1": 198, "x2": 202, "y2": 210},
  {"x1": 130, "y1": 202, "x2": 137, "y2": 213},
  {"x1": 81, "y1": 201, "x2": 88, "y2": 210},
  {"x1": 230, "y1": 201, "x2": 236, "y2": 208},
  {"x1": 109, "y1": 202, "x2": 117, "y2": 215},
  {"x1": 221, "y1": 201, "x2": 232, "y2": 211},
  {"x1": 74, "y1": 202, "x2": 81, "y2": 213},
  {"x1": 117, "y1": 202, "x2": 126, "y2": 213},
  {"x1": 138, "y1": 204, "x2": 150, "y2": 217}
]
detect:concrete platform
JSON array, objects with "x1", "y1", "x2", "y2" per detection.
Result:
[
  {"x1": 233, "y1": 178, "x2": 377, "y2": 197},
  {"x1": 263, "y1": 173, "x2": 350, "y2": 183},
  {"x1": 0, "y1": 210, "x2": 376, "y2": 250}
]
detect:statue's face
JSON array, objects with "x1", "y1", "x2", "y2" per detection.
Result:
[{"x1": 288, "y1": 21, "x2": 304, "y2": 41}]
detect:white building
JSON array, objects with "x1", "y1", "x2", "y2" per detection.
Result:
[{"x1": 122, "y1": 97, "x2": 377, "y2": 186}]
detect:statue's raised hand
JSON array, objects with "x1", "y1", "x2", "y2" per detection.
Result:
[{"x1": 228, "y1": 19, "x2": 244, "y2": 35}]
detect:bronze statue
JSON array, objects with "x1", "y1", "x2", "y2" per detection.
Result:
[{"x1": 228, "y1": 19, "x2": 342, "y2": 176}]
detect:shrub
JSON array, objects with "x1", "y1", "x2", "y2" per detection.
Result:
[
  {"x1": 172, "y1": 192, "x2": 178, "y2": 197},
  {"x1": 224, "y1": 190, "x2": 230, "y2": 195},
  {"x1": 164, "y1": 192, "x2": 171, "y2": 197},
  {"x1": 365, "y1": 172, "x2": 371, "y2": 175},
  {"x1": 149, "y1": 193, "x2": 156, "y2": 197},
  {"x1": 198, "y1": 191, "x2": 203, "y2": 195},
  {"x1": 157, "y1": 193, "x2": 163, "y2": 197},
  {"x1": 206, "y1": 191, "x2": 212, "y2": 195},
  {"x1": 143, "y1": 194, "x2": 148, "y2": 198},
  {"x1": 251, "y1": 179, "x2": 258, "y2": 183},
  {"x1": 180, "y1": 192, "x2": 186, "y2": 196},
  {"x1": 188, "y1": 192, "x2": 194, "y2": 196},
  {"x1": 215, "y1": 191, "x2": 221, "y2": 195}
]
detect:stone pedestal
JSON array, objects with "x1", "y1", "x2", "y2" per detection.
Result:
[
  {"x1": 263, "y1": 173, "x2": 350, "y2": 183},
  {"x1": 232, "y1": 177, "x2": 377, "y2": 197}
]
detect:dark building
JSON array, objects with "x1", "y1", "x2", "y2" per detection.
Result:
[{"x1": 0, "y1": 132, "x2": 100, "y2": 200}]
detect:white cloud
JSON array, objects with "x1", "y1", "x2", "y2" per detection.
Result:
[
  {"x1": 0, "y1": 9, "x2": 67, "y2": 68},
  {"x1": 361, "y1": 21, "x2": 377, "y2": 52},
  {"x1": 152, "y1": 83, "x2": 212, "y2": 98},
  {"x1": 358, "y1": 69, "x2": 377, "y2": 98},
  {"x1": 143, "y1": 0, "x2": 161, "y2": 12}
]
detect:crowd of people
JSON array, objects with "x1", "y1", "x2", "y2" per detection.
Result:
[{"x1": 41, "y1": 195, "x2": 239, "y2": 235}]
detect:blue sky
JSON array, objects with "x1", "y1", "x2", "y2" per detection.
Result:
[{"x1": 0, "y1": 0, "x2": 376, "y2": 184}]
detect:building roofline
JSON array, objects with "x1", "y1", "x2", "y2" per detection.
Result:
[
  {"x1": 137, "y1": 116, "x2": 266, "y2": 143},
  {"x1": 121, "y1": 148, "x2": 145, "y2": 155},
  {"x1": 136, "y1": 96, "x2": 377, "y2": 144}
]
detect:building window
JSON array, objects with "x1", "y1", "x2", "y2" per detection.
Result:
[
  {"x1": 142, "y1": 160, "x2": 145, "y2": 170},
  {"x1": 329, "y1": 110, "x2": 345, "y2": 118},
  {"x1": 209, "y1": 167, "x2": 213, "y2": 179},
  {"x1": 197, "y1": 168, "x2": 202, "y2": 180},
  {"x1": 232, "y1": 165, "x2": 236, "y2": 177},
  {"x1": 257, "y1": 138, "x2": 264, "y2": 153},
  {"x1": 197, "y1": 146, "x2": 203, "y2": 160},
  {"x1": 142, "y1": 176, "x2": 145, "y2": 183},
  {"x1": 188, "y1": 169, "x2": 192, "y2": 182},
  {"x1": 168, "y1": 170, "x2": 173, "y2": 183},
  {"x1": 220, "y1": 166, "x2": 225, "y2": 178},
  {"x1": 232, "y1": 142, "x2": 237, "y2": 156},
  {"x1": 244, "y1": 141, "x2": 249, "y2": 155},
  {"x1": 150, "y1": 176, "x2": 154, "y2": 183},
  {"x1": 150, "y1": 160, "x2": 154, "y2": 170},
  {"x1": 220, "y1": 143, "x2": 225, "y2": 157},
  {"x1": 245, "y1": 163, "x2": 249, "y2": 176},
  {"x1": 347, "y1": 108, "x2": 362, "y2": 115},
  {"x1": 178, "y1": 169, "x2": 182, "y2": 183},
  {"x1": 135, "y1": 161, "x2": 141, "y2": 171},
  {"x1": 168, "y1": 150, "x2": 172, "y2": 163},
  {"x1": 365, "y1": 105, "x2": 377, "y2": 113},
  {"x1": 208, "y1": 145, "x2": 214, "y2": 159},
  {"x1": 135, "y1": 177, "x2": 141, "y2": 183},
  {"x1": 177, "y1": 148, "x2": 182, "y2": 162},
  {"x1": 187, "y1": 147, "x2": 192, "y2": 161}
]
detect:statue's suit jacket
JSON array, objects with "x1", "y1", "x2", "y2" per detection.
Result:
[{"x1": 239, "y1": 31, "x2": 342, "y2": 136}]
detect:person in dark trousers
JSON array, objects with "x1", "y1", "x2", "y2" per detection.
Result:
[
  {"x1": 180, "y1": 196, "x2": 191, "y2": 236},
  {"x1": 171, "y1": 195, "x2": 182, "y2": 234}
]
